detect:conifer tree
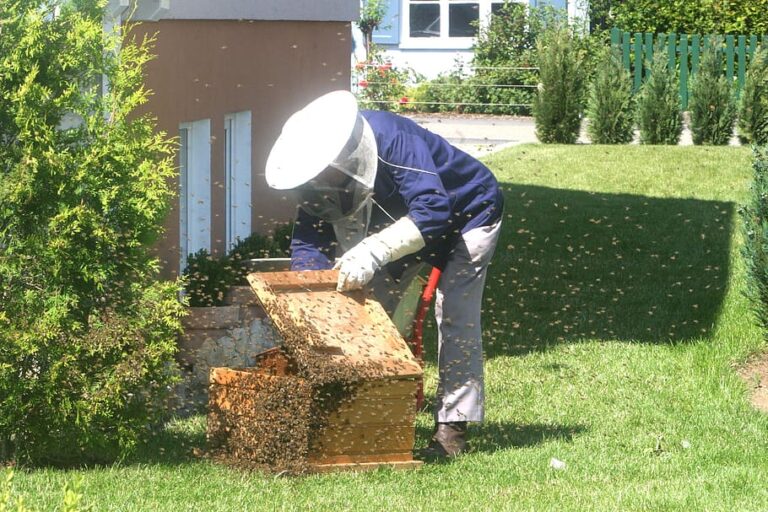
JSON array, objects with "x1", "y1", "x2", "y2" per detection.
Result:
[
  {"x1": 689, "y1": 38, "x2": 737, "y2": 145},
  {"x1": 586, "y1": 47, "x2": 635, "y2": 144},
  {"x1": 636, "y1": 47, "x2": 683, "y2": 145}
]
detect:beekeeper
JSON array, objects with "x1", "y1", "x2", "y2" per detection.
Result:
[{"x1": 265, "y1": 90, "x2": 503, "y2": 459}]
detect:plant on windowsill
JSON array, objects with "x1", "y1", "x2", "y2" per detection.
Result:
[
  {"x1": 182, "y1": 249, "x2": 238, "y2": 307},
  {"x1": 181, "y1": 224, "x2": 293, "y2": 307},
  {"x1": 227, "y1": 224, "x2": 292, "y2": 285}
]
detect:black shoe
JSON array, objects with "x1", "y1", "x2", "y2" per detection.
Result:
[{"x1": 417, "y1": 422, "x2": 467, "y2": 461}]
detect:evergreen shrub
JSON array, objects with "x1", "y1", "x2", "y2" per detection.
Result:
[
  {"x1": 737, "y1": 47, "x2": 768, "y2": 146},
  {"x1": 688, "y1": 39, "x2": 737, "y2": 146},
  {"x1": 533, "y1": 27, "x2": 588, "y2": 144},
  {"x1": 741, "y1": 147, "x2": 768, "y2": 339},
  {"x1": 636, "y1": 47, "x2": 682, "y2": 144},
  {"x1": 0, "y1": 0, "x2": 183, "y2": 465},
  {"x1": 586, "y1": 47, "x2": 635, "y2": 144}
]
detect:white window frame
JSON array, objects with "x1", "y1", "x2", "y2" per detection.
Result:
[
  {"x1": 179, "y1": 118, "x2": 212, "y2": 273},
  {"x1": 401, "y1": 0, "x2": 514, "y2": 49},
  {"x1": 224, "y1": 110, "x2": 252, "y2": 250}
]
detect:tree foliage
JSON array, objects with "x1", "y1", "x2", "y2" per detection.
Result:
[
  {"x1": 0, "y1": 0, "x2": 183, "y2": 465},
  {"x1": 592, "y1": 0, "x2": 768, "y2": 35},
  {"x1": 357, "y1": 0, "x2": 387, "y2": 53}
]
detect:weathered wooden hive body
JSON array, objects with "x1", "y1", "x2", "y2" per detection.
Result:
[{"x1": 207, "y1": 270, "x2": 423, "y2": 472}]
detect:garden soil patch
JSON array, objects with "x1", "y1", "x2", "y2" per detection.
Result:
[{"x1": 738, "y1": 353, "x2": 768, "y2": 413}]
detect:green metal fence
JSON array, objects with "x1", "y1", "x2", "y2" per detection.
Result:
[{"x1": 610, "y1": 27, "x2": 768, "y2": 108}]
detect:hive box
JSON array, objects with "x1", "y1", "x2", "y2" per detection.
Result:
[{"x1": 207, "y1": 270, "x2": 423, "y2": 472}]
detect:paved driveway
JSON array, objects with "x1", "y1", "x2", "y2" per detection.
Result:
[
  {"x1": 405, "y1": 114, "x2": 538, "y2": 157},
  {"x1": 405, "y1": 113, "x2": 740, "y2": 158}
]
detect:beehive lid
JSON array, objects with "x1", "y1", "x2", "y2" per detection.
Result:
[{"x1": 247, "y1": 270, "x2": 422, "y2": 381}]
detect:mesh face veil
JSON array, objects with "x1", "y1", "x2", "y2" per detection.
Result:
[{"x1": 294, "y1": 113, "x2": 378, "y2": 222}]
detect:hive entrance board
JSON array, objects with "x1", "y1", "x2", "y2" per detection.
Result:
[{"x1": 246, "y1": 270, "x2": 423, "y2": 381}]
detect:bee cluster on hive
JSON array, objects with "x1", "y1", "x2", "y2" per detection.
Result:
[{"x1": 204, "y1": 270, "x2": 423, "y2": 474}]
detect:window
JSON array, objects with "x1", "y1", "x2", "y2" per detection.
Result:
[
  {"x1": 448, "y1": 2, "x2": 479, "y2": 37},
  {"x1": 409, "y1": 1, "x2": 440, "y2": 38},
  {"x1": 404, "y1": 0, "x2": 512, "y2": 47},
  {"x1": 179, "y1": 118, "x2": 211, "y2": 272},
  {"x1": 224, "y1": 111, "x2": 252, "y2": 250}
]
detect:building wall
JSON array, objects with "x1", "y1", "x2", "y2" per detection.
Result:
[
  {"x1": 130, "y1": 20, "x2": 353, "y2": 277},
  {"x1": 161, "y1": 0, "x2": 359, "y2": 21}
]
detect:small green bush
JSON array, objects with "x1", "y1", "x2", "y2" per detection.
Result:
[
  {"x1": 689, "y1": 39, "x2": 737, "y2": 146},
  {"x1": 0, "y1": 0, "x2": 183, "y2": 465},
  {"x1": 636, "y1": 47, "x2": 682, "y2": 145},
  {"x1": 533, "y1": 27, "x2": 588, "y2": 144},
  {"x1": 737, "y1": 47, "x2": 768, "y2": 146},
  {"x1": 586, "y1": 47, "x2": 635, "y2": 144},
  {"x1": 182, "y1": 225, "x2": 293, "y2": 303},
  {"x1": 182, "y1": 249, "x2": 237, "y2": 307},
  {"x1": 741, "y1": 147, "x2": 768, "y2": 339},
  {"x1": 411, "y1": 65, "x2": 469, "y2": 113},
  {"x1": 227, "y1": 225, "x2": 292, "y2": 284}
]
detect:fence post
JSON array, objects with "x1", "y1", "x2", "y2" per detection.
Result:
[
  {"x1": 726, "y1": 35, "x2": 735, "y2": 85},
  {"x1": 622, "y1": 31, "x2": 631, "y2": 69},
  {"x1": 738, "y1": 35, "x2": 747, "y2": 94},
  {"x1": 667, "y1": 33, "x2": 677, "y2": 72},
  {"x1": 634, "y1": 32, "x2": 643, "y2": 91},
  {"x1": 679, "y1": 34, "x2": 689, "y2": 109},
  {"x1": 691, "y1": 34, "x2": 701, "y2": 76},
  {"x1": 610, "y1": 27, "x2": 620, "y2": 46},
  {"x1": 644, "y1": 33, "x2": 654, "y2": 76}
]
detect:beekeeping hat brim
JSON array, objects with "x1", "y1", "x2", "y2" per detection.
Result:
[{"x1": 266, "y1": 90, "x2": 360, "y2": 190}]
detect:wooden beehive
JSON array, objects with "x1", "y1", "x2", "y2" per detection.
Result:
[{"x1": 207, "y1": 270, "x2": 423, "y2": 473}]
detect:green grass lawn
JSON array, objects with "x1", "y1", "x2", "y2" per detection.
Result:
[{"x1": 5, "y1": 144, "x2": 768, "y2": 511}]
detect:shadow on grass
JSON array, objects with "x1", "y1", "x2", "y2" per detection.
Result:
[
  {"x1": 416, "y1": 420, "x2": 586, "y2": 457},
  {"x1": 126, "y1": 415, "x2": 207, "y2": 466},
  {"x1": 440, "y1": 183, "x2": 734, "y2": 359}
]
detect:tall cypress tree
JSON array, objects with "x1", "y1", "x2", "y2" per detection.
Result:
[
  {"x1": 533, "y1": 27, "x2": 588, "y2": 144},
  {"x1": 636, "y1": 47, "x2": 683, "y2": 145},
  {"x1": 738, "y1": 48, "x2": 768, "y2": 146},
  {"x1": 689, "y1": 38, "x2": 737, "y2": 146},
  {"x1": 586, "y1": 47, "x2": 635, "y2": 144}
]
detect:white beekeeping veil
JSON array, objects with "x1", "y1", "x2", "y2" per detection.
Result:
[{"x1": 266, "y1": 90, "x2": 378, "y2": 223}]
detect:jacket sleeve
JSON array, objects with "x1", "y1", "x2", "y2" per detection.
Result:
[
  {"x1": 290, "y1": 208, "x2": 336, "y2": 270},
  {"x1": 380, "y1": 133, "x2": 452, "y2": 245}
]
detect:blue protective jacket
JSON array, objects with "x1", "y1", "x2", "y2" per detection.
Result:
[{"x1": 290, "y1": 111, "x2": 504, "y2": 273}]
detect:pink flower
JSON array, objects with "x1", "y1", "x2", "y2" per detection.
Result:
[
  {"x1": 358, "y1": 79, "x2": 369, "y2": 88},
  {"x1": 399, "y1": 96, "x2": 410, "y2": 105}
]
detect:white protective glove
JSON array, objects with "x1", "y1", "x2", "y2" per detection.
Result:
[{"x1": 334, "y1": 217, "x2": 426, "y2": 292}]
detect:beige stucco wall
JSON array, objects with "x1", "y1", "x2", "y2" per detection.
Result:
[{"x1": 130, "y1": 20, "x2": 352, "y2": 277}]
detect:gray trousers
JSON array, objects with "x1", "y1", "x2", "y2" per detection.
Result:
[{"x1": 372, "y1": 219, "x2": 502, "y2": 423}]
